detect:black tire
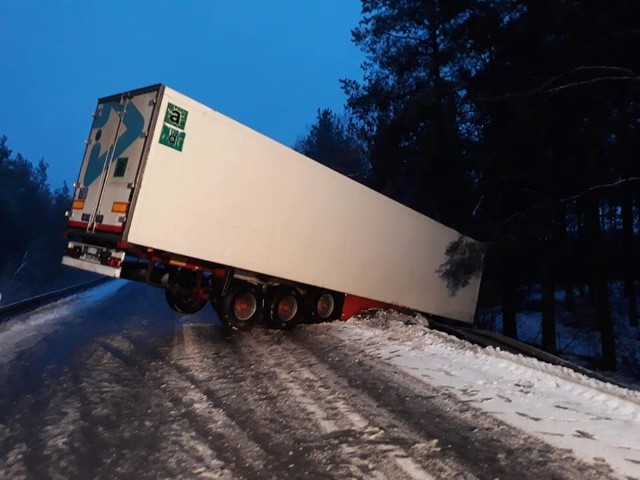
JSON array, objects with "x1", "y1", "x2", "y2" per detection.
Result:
[
  {"x1": 266, "y1": 287, "x2": 304, "y2": 329},
  {"x1": 219, "y1": 285, "x2": 261, "y2": 331},
  {"x1": 306, "y1": 290, "x2": 342, "y2": 323},
  {"x1": 165, "y1": 289, "x2": 207, "y2": 314}
]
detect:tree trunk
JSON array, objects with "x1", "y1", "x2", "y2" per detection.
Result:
[
  {"x1": 541, "y1": 211, "x2": 557, "y2": 353},
  {"x1": 619, "y1": 103, "x2": 638, "y2": 327},
  {"x1": 502, "y1": 242, "x2": 518, "y2": 339},
  {"x1": 587, "y1": 87, "x2": 616, "y2": 371},
  {"x1": 539, "y1": 125, "x2": 556, "y2": 352},
  {"x1": 585, "y1": 199, "x2": 616, "y2": 370},
  {"x1": 556, "y1": 208, "x2": 575, "y2": 312},
  {"x1": 622, "y1": 187, "x2": 638, "y2": 327}
]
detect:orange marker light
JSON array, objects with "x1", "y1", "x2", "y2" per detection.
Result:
[
  {"x1": 72, "y1": 199, "x2": 85, "y2": 210},
  {"x1": 111, "y1": 202, "x2": 129, "y2": 213}
]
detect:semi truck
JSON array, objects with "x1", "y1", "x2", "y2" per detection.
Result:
[{"x1": 62, "y1": 84, "x2": 482, "y2": 330}]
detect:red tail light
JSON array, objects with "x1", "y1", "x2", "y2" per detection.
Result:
[{"x1": 107, "y1": 257, "x2": 122, "y2": 268}]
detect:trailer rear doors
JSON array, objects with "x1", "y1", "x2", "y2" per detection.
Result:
[{"x1": 66, "y1": 85, "x2": 161, "y2": 236}]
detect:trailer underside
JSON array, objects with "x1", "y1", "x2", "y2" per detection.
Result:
[{"x1": 61, "y1": 230, "x2": 400, "y2": 331}]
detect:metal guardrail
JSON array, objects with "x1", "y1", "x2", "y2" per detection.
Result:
[{"x1": 0, "y1": 278, "x2": 111, "y2": 323}]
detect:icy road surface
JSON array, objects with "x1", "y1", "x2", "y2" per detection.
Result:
[{"x1": 0, "y1": 281, "x2": 636, "y2": 479}]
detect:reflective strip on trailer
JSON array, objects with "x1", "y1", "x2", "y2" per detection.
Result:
[
  {"x1": 67, "y1": 220, "x2": 89, "y2": 230},
  {"x1": 94, "y1": 224, "x2": 124, "y2": 234}
]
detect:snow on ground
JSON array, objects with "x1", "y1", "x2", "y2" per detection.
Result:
[
  {"x1": 479, "y1": 283, "x2": 640, "y2": 388},
  {"x1": 0, "y1": 280, "x2": 128, "y2": 364},
  {"x1": 332, "y1": 311, "x2": 640, "y2": 480}
]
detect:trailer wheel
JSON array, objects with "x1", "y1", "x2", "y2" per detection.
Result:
[
  {"x1": 266, "y1": 287, "x2": 303, "y2": 329},
  {"x1": 165, "y1": 289, "x2": 207, "y2": 314},
  {"x1": 220, "y1": 285, "x2": 261, "y2": 331},
  {"x1": 306, "y1": 290, "x2": 342, "y2": 322}
]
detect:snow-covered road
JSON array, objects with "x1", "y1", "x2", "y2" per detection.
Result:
[
  {"x1": 326, "y1": 311, "x2": 640, "y2": 479},
  {"x1": 0, "y1": 282, "x2": 637, "y2": 479}
]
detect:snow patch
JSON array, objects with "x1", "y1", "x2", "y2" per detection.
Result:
[
  {"x1": 334, "y1": 311, "x2": 640, "y2": 480},
  {"x1": 0, "y1": 280, "x2": 128, "y2": 364}
]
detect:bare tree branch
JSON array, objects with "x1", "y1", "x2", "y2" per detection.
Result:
[
  {"x1": 476, "y1": 68, "x2": 640, "y2": 104},
  {"x1": 541, "y1": 75, "x2": 640, "y2": 98},
  {"x1": 385, "y1": 32, "x2": 427, "y2": 44},
  {"x1": 496, "y1": 176, "x2": 640, "y2": 233},
  {"x1": 538, "y1": 66, "x2": 634, "y2": 92}
]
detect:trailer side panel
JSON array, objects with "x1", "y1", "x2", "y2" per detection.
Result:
[{"x1": 124, "y1": 87, "x2": 481, "y2": 323}]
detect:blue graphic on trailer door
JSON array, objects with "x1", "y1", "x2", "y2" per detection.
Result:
[{"x1": 83, "y1": 101, "x2": 144, "y2": 186}]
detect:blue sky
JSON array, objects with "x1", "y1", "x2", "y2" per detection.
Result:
[{"x1": 0, "y1": 0, "x2": 363, "y2": 188}]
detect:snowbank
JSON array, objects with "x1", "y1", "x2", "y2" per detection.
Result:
[{"x1": 333, "y1": 311, "x2": 640, "y2": 479}]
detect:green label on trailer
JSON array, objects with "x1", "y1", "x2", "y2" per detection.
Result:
[
  {"x1": 164, "y1": 103, "x2": 188, "y2": 129},
  {"x1": 159, "y1": 124, "x2": 186, "y2": 152},
  {"x1": 114, "y1": 157, "x2": 128, "y2": 177},
  {"x1": 160, "y1": 103, "x2": 188, "y2": 151}
]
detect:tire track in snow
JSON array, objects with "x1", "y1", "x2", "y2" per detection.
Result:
[
  {"x1": 73, "y1": 337, "x2": 235, "y2": 480},
  {"x1": 289, "y1": 325, "x2": 620, "y2": 480},
  {"x1": 97, "y1": 332, "x2": 288, "y2": 480},
  {"x1": 0, "y1": 372, "x2": 66, "y2": 479},
  {"x1": 159, "y1": 325, "x2": 361, "y2": 480},
  {"x1": 241, "y1": 332, "x2": 464, "y2": 480}
]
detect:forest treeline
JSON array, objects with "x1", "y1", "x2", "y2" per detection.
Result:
[
  {"x1": 295, "y1": 1, "x2": 640, "y2": 371},
  {"x1": 0, "y1": 136, "x2": 82, "y2": 303}
]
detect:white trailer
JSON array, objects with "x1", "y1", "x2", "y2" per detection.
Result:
[{"x1": 62, "y1": 84, "x2": 482, "y2": 329}]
